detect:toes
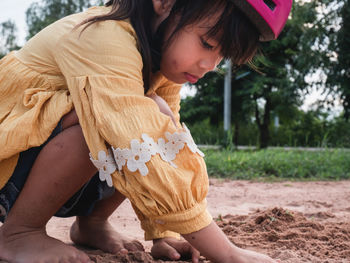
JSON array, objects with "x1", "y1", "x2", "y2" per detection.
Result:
[
  {"x1": 80, "y1": 252, "x2": 93, "y2": 263},
  {"x1": 120, "y1": 248, "x2": 129, "y2": 255},
  {"x1": 107, "y1": 241, "x2": 130, "y2": 254}
]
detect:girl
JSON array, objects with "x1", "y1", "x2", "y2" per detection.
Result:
[{"x1": 0, "y1": 0, "x2": 292, "y2": 262}]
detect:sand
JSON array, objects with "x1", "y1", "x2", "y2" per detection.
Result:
[{"x1": 2, "y1": 179, "x2": 350, "y2": 262}]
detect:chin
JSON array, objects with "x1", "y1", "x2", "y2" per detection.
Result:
[
  {"x1": 174, "y1": 79, "x2": 187, "y2": 84},
  {"x1": 162, "y1": 73, "x2": 185, "y2": 84}
]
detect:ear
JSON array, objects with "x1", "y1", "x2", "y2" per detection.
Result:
[{"x1": 152, "y1": 0, "x2": 175, "y2": 16}]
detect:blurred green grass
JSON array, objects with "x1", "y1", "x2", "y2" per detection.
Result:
[{"x1": 202, "y1": 148, "x2": 350, "y2": 181}]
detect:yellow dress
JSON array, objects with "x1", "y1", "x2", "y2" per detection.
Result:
[{"x1": 0, "y1": 6, "x2": 211, "y2": 240}]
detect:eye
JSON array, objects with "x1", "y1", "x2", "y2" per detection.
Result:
[{"x1": 200, "y1": 37, "x2": 214, "y2": 50}]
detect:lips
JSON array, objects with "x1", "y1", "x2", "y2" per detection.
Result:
[{"x1": 184, "y1": 72, "x2": 199, "y2": 84}]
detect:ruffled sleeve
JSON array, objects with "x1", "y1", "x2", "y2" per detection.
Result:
[{"x1": 54, "y1": 19, "x2": 211, "y2": 239}]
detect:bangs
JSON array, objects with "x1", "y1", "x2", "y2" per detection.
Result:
[{"x1": 168, "y1": 0, "x2": 260, "y2": 66}]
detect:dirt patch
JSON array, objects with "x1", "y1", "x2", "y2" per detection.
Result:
[
  {"x1": 80, "y1": 206, "x2": 350, "y2": 263},
  {"x1": 218, "y1": 207, "x2": 350, "y2": 263},
  {"x1": 83, "y1": 249, "x2": 209, "y2": 263},
  {"x1": 2, "y1": 180, "x2": 350, "y2": 262}
]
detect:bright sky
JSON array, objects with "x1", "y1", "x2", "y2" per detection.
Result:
[
  {"x1": 0, "y1": 0, "x2": 34, "y2": 45},
  {"x1": 0, "y1": 0, "x2": 342, "y2": 114}
]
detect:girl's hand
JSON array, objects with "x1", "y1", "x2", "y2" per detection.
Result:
[
  {"x1": 147, "y1": 94, "x2": 178, "y2": 127},
  {"x1": 151, "y1": 237, "x2": 200, "y2": 263}
]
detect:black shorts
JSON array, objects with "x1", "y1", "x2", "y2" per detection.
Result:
[{"x1": 0, "y1": 120, "x2": 114, "y2": 223}]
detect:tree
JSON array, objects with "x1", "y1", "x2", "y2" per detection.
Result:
[
  {"x1": 228, "y1": 68, "x2": 255, "y2": 147},
  {"x1": 236, "y1": 1, "x2": 329, "y2": 148},
  {"x1": 326, "y1": 0, "x2": 350, "y2": 120},
  {"x1": 182, "y1": 1, "x2": 327, "y2": 148},
  {"x1": 26, "y1": 0, "x2": 103, "y2": 39},
  {"x1": 0, "y1": 20, "x2": 19, "y2": 58},
  {"x1": 181, "y1": 70, "x2": 224, "y2": 126}
]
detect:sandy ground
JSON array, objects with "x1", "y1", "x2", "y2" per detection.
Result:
[{"x1": 2, "y1": 179, "x2": 350, "y2": 262}]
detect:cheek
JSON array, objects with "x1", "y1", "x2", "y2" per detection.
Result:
[
  {"x1": 171, "y1": 58, "x2": 178, "y2": 70},
  {"x1": 162, "y1": 52, "x2": 178, "y2": 71}
]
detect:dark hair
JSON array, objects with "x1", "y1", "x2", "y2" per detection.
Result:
[
  {"x1": 81, "y1": 0, "x2": 260, "y2": 92},
  {"x1": 163, "y1": 0, "x2": 259, "y2": 65}
]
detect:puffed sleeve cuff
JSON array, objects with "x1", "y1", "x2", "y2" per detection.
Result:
[
  {"x1": 131, "y1": 203, "x2": 181, "y2": 241},
  {"x1": 143, "y1": 200, "x2": 212, "y2": 237},
  {"x1": 144, "y1": 228, "x2": 180, "y2": 241}
]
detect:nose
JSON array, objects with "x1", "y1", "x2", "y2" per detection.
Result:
[{"x1": 198, "y1": 56, "x2": 222, "y2": 72}]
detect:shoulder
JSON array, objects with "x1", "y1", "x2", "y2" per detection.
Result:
[
  {"x1": 59, "y1": 18, "x2": 138, "y2": 51},
  {"x1": 54, "y1": 6, "x2": 139, "y2": 54},
  {"x1": 84, "y1": 6, "x2": 138, "y2": 43},
  {"x1": 52, "y1": 8, "x2": 143, "y2": 80},
  {"x1": 54, "y1": 9, "x2": 143, "y2": 73}
]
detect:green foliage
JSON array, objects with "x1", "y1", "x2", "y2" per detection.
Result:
[
  {"x1": 0, "y1": 20, "x2": 19, "y2": 58},
  {"x1": 184, "y1": 119, "x2": 224, "y2": 145},
  {"x1": 241, "y1": 1, "x2": 325, "y2": 148},
  {"x1": 326, "y1": 0, "x2": 350, "y2": 120},
  {"x1": 186, "y1": 118, "x2": 259, "y2": 146},
  {"x1": 26, "y1": 0, "x2": 104, "y2": 39},
  {"x1": 270, "y1": 109, "x2": 350, "y2": 148},
  {"x1": 181, "y1": 1, "x2": 329, "y2": 149},
  {"x1": 180, "y1": 70, "x2": 224, "y2": 126},
  {"x1": 270, "y1": 109, "x2": 328, "y2": 147},
  {"x1": 187, "y1": 106, "x2": 350, "y2": 148},
  {"x1": 203, "y1": 148, "x2": 350, "y2": 181}
]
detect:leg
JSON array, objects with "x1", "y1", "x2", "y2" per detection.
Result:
[
  {"x1": 63, "y1": 110, "x2": 144, "y2": 253},
  {"x1": 0, "y1": 110, "x2": 95, "y2": 263},
  {"x1": 70, "y1": 189, "x2": 144, "y2": 253}
]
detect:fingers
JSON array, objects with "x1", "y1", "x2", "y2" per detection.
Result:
[
  {"x1": 151, "y1": 237, "x2": 201, "y2": 262},
  {"x1": 190, "y1": 246, "x2": 200, "y2": 263},
  {"x1": 169, "y1": 240, "x2": 199, "y2": 261},
  {"x1": 151, "y1": 240, "x2": 181, "y2": 260},
  {"x1": 171, "y1": 240, "x2": 200, "y2": 263}
]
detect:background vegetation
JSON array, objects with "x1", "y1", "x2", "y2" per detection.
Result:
[
  {"x1": 1, "y1": 0, "x2": 350, "y2": 180},
  {"x1": 181, "y1": 0, "x2": 350, "y2": 149},
  {"x1": 203, "y1": 148, "x2": 350, "y2": 180}
]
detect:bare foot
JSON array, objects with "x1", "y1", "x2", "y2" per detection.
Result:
[
  {"x1": 0, "y1": 225, "x2": 91, "y2": 263},
  {"x1": 70, "y1": 217, "x2": 144, "y2": 254}
]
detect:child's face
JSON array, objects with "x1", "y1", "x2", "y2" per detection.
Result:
[{"x1": 160, "y1": 16, "x2": 224, "y2": 84}]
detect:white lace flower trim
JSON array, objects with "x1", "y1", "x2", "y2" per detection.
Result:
[
  {"x1": 89, "y1": 148, "x2": 116, "y2": 187},
  {"x1": 89, "y1": 123, "x2": 204, "y2": 181},
  {"x1": 112, "y1": 123, "x2": 204, "y2": 175}
]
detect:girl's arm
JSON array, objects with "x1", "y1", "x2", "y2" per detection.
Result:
[
  {"x1": 147, "y1": 93, "x2": 201, "y2": 261},
  {"x1": 183, "y1": 221, "x2": 279, "y2": 263},
  {"x1": 147, "y1": 94, "x2": 278, "y2": 263}
]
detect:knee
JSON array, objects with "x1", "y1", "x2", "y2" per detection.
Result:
[
  {"x1": 53, "y1": 111, "x2": 88, "y2": 157},
  {"x1": 50, "y1": 123, "x2": 96, "y2": 173}
]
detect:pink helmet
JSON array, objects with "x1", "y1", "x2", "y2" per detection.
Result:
[{"x1": 230, "y1": 0, "x2": 293, "y2": 41}]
